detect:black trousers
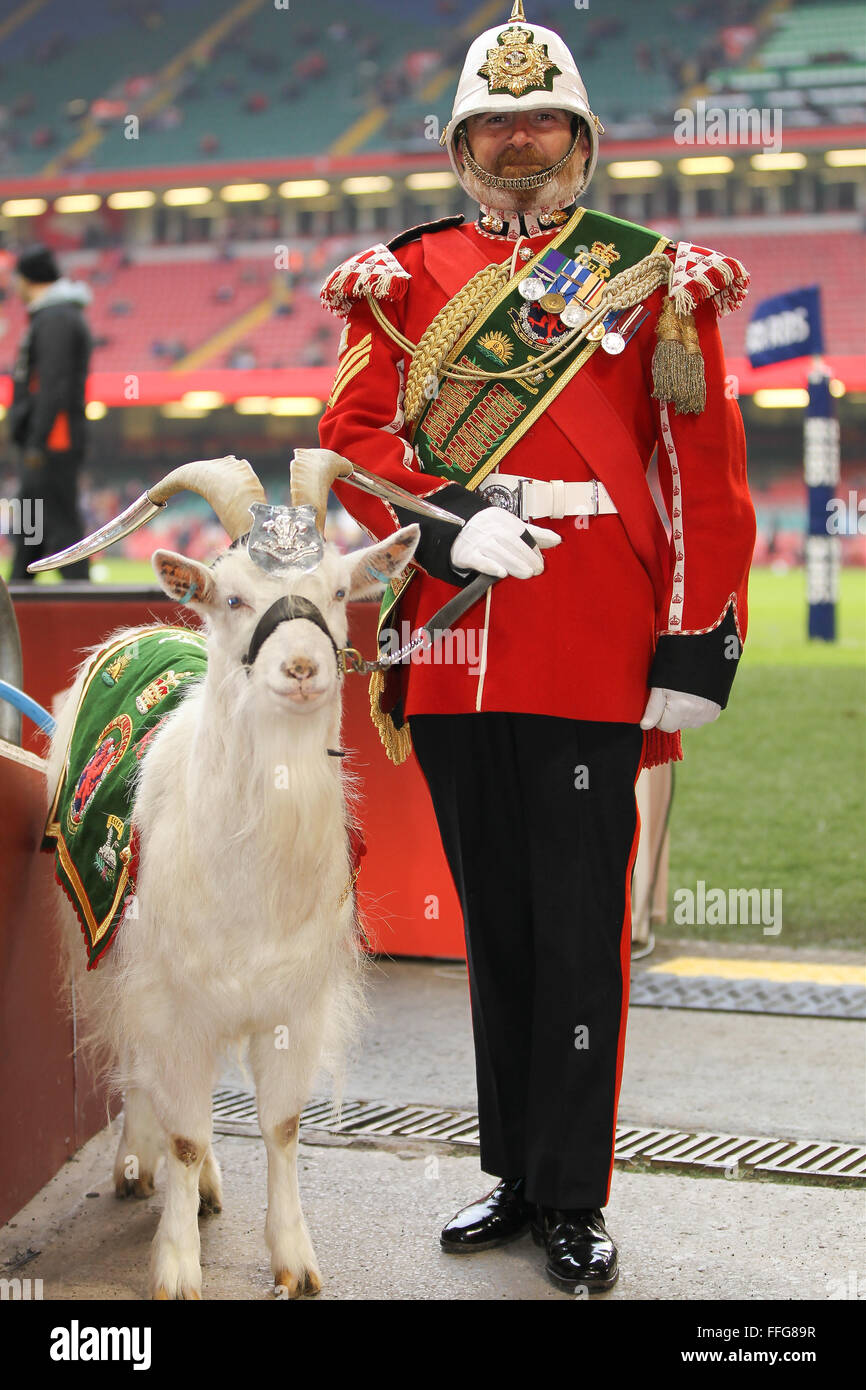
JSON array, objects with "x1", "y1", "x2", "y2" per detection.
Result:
[
  {"x1": 10, "y1": 451, "x2": 90, "y2": 581},
  {"x1": 411, "y1": 711, "x2": 643, "y2": 1210}
]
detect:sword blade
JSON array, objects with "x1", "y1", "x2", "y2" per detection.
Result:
[
  {"x1": 26, "y1": 495, "x2": 164, "y2": 573},
  {"x1": 343, "y1": 465, "x2": 464, "y2": 527}
]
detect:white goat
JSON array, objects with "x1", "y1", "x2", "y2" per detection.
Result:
[{"x1": 44, "y1": 453, "x2": 419, "y2": 1299}]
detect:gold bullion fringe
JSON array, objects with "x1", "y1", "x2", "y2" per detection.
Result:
[
  {"x1": 369, "y1": 667, "x2": 413, "y2": 765},
  {"x1": 651, "y1": 296, "x2": 706, "y2": 414},
  {"x1": 404, "y1": 262, "x2": 509, "y2": 424}
]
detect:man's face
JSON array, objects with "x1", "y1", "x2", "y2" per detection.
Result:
[{"x1": 464, "y1": 108, "x2": 587, "y2": 206}]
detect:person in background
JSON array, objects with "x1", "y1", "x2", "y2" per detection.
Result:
[{"x1": 8, "y1": 244, "x2": 92, "y2": 581}]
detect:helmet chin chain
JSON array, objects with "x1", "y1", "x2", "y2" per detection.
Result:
[{"x1": 458, "y1": 126, "x2": 582, "y2": 194}]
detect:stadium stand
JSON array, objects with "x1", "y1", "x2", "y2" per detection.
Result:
[
  {"x1": 5, "y1": 0, "x2": 858, "y2": 175},
  {"x1": 705, "y1": 1, "x2": 866, "y2": 130}
]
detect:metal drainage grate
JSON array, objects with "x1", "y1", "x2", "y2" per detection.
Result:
[
  {"x1": 629, "y1": 972, "x2": 866, "y2": 1020},
  {"x1": 212, "y1": 1089, "x2": 480, "y2": 1145},
  {"x1": 211, "y1": 1088, "x2": 865, "y2": 1185}
]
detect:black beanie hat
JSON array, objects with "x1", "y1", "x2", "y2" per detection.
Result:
[{"x1": 15, "y1": 245, "x2": 60, "y2": 284}]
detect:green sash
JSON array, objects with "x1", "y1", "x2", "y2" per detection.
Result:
[
  {"x1": 377, "y1": 206, "x2": 667, "y2": 635},
  {"x1": 43, "y1": 625, "x2": 208, "y2": 969}
]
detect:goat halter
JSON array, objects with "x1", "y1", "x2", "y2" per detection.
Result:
[{"x1": 241, "y1": 595, "x2": 341, "y2": 674}]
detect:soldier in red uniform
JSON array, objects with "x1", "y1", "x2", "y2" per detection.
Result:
[{"x1": 318, "y1": 1, "x2": 755, "y2": 1293}]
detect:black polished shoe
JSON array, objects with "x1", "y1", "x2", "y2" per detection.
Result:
[
  {"x1": 531, "y1": 1206, "x2": 619, "y2": 1292},
  {"x1": 440, "y1": 1177, "x2": 533, "y2": 1253}
]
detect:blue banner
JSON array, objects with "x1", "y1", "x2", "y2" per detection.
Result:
[{"x1": 745, "y1": 286, "x2": 824, "y2": 368}]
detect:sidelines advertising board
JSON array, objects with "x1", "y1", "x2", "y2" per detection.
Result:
[{"x1": 745, "y1": 286, "x2": 824, "y2": 367}]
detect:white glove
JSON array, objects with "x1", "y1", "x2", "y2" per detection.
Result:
[
  {"x1": 450, "y1": 508, "x2": 561, "y2": 580},
  {"x1": 640, "y1": 687, "x2": 721, "y2": 733}
]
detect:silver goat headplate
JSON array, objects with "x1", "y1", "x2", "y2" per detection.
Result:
[{"x1": 247, "y1": 503, "x2": 324, "y2": 574}]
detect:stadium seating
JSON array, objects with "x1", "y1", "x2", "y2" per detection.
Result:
[
  {"x1": 705, "y1": 1, "x2": 865, "y2": 129},
  {"x1": 1, "y1": 221, "x2": 860, "y2": 375},
  {"x1": 715, "y1": 228, "x2": 864, "y2": 358},
  {"x1": 0, "y1": 250, "x2": 343, "y2": 373},
  {"x1": 0, "y1": 0, "x2": 801, "y2": 176}
]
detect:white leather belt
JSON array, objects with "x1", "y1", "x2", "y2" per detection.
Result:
[{"x1": 479, "y1": 472, "x2": 617, "y2": 521}]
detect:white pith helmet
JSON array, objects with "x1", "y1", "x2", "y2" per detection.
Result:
[{"x1": 441, "y1": 0, "x2": 602, "y2": 203}]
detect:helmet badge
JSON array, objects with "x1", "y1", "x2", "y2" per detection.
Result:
[{"x1": 477, "y1": 1, "x2": 561, "y2": 98}]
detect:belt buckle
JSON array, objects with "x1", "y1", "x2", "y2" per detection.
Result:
[{"x1": 482, "y1": 478, "x2": 522, "y2": 518}]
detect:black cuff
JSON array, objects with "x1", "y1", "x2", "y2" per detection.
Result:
[
  {"x1": 390, "y1": 482, "x2": 492, "y2": 588},
  {"x1": 649, "y1": 604, "x2": 742, "y2": 709}
]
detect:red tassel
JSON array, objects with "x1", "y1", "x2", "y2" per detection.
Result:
[{"x1": 641, "y1": 727, "x2": 683, "y2": 770}]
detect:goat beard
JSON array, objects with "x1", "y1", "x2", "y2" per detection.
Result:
[{"x1": 457, "y1": 141, "x2": 589, "y2": 215}]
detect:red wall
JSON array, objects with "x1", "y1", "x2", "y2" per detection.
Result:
[{"x1": 0, "y1": 749, "x2": 119, "y2": 1225}]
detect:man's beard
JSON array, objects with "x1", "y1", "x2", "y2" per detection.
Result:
[{"x1": 458, "y1": 138, "x2": 588, "y2": 215}]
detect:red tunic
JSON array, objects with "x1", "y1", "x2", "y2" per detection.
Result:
[{"x1": 318, "y1": 218, "x2": 756, "y2": 727}]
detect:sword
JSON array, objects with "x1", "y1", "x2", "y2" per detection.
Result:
[
  {"x1": 343, "y1": 463, "x2": 466, "y2": 528},
  {"x1": 337, "y1": 463, "x2": 539, "y2": 669}
]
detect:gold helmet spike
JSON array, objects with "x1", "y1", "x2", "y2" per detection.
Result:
[{"x1": 510, "y1": 0, "x2": 526, "y2": 18}]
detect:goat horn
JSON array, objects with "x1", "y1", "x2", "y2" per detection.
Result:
[
  {"x1": 27, "y1": 455, "x2": 266, "y2": 573},
  {"x1": 290, "y1": 449, "x2": 354, "y2": 534}
]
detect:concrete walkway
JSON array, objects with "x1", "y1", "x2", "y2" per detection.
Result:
[{"x1": 2, "y1": 945, "x2": 863, "y2": 1301}]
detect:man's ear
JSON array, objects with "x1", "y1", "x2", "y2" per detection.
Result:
[
  {"x1": 152, "y1": 550, "x2": 217, "y2": 608},
  {"x1": 345, "y1": 525, "x2": 420, "y2": 601}
]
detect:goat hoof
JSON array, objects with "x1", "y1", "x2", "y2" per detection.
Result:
[
  {"x1": 275, "y1": 1267, "x2": 321, "y2": 1299},
  {"x1": 116, "y1": 1176, "x2": 155, "y2": 1200},
  {"x1": 198, "y1": 1192, "x2": 222, "y2": 1216},
  {"x1": 152, "y1": 1284, "x2": 202, "y2": 1301}
]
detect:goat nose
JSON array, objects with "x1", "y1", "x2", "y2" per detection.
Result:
[{"x1": 282, "y1": 657, "x2": 317, "y2": 680}]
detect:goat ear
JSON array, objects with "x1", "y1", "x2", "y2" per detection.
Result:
[
  {"x1": 152, "y1": 550, "x2": 217, "y2": 608},
  {"x1": 345, "y1": 525, "x2": 420, "y2": 600}
]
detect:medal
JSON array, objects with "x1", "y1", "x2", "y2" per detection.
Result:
[
  {"x1": 539, "y1": 291, "x2": 567, "y2": 314},
  {"x1": 519, "y1": 276, "x2": 546, "y2": 301},
  {"x1": 601, "y1": 331, "x2": 625, "y2": 355},
  {"x1": 587, "y1": 323, "x2": 605, "y2": 341},
  {"x1": 560, "y1": 301, "x2": 589, "y2": 329}
]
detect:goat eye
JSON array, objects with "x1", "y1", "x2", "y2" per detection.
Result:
[
  {"x1": 227, "y1": 595, "x2": 246, "y2": 609},
  {"x1": 334, "y1": 588, "x2": 347, "y2": 601}
]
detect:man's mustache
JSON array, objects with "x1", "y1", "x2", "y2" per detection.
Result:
[{"x1": 495, "y1": 146, "x2": 546, "y2": 168}]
